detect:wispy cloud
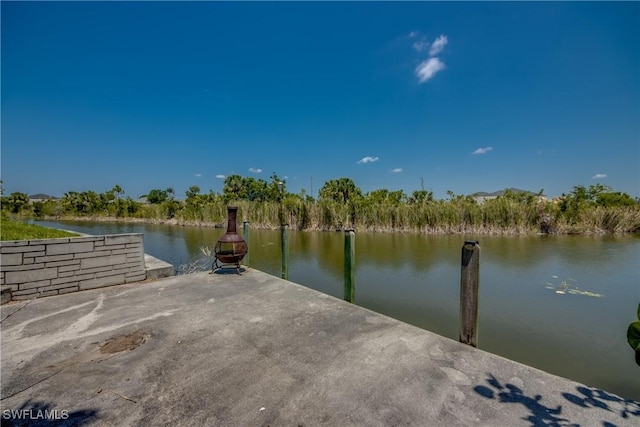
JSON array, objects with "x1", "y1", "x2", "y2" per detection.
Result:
[
  {"x1": 357, "y1": 156, "x2": 379, "y2": 164},
  {"x1": 413, "y1": 34, "x2": 449, "y2": 84},
  {"x1": 409, "y1": 31, "x2": 429, "y2": 52},
  {"x1": 416, "y1": 58, "x2": 446, "y2": 83},
  {"x1": 194, "y1": 173, "x2": 202, "y2": 177},
  {"x1": 413, "y1": 40, "x2": 428, "y2": 52},
  {"x1": 215, "y1": 174, "x2": 226, "y2": 179},
  {"x1": 248, "y1": 168, "x2": 262, "y2": 174},
  {"x1": 592, "y1": 173, "x2": 607, "y2": 179},
  {"x1": 429, "y1": 35, "x2": 448, "y2": 56},
  {"x1": 472, "y1": 147, "x2": 493, "y2": 155},
  {"x1": 390, "y1": 168, "x2": 403, "y2": 173}
]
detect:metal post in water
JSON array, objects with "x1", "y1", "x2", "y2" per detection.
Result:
[
  {"x1": 243, "y1": 221, "x2": 250, "y2": 267},
  {"x1": 281, "y1": 224, "x2": 289, "y2": 280},
  {"x1": 460, "y1": 240, "x2": 480, "y2": 347},
  {"x1": 344, "y1": 229, "x2": 355, "y2": 303}
]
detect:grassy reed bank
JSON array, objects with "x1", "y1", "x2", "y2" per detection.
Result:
[
  {"x1": 34, "y1": 198, "x2": 640, "y2": 235},
  {"x1": 5, "y1": 181, "x2": 638, "y2": 234}
]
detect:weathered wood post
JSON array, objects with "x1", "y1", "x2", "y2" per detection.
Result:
[
  {"x1": 344, "y1": 229, "x2": 355, "y2": 303},
  {"x1": 460, "y1": 240, "x2": 480, "y2": 347},
  {"x1": 281, "y1": 223, "x2": 289, "y2": 280},
  {"x1": 243, "y1": 221, "x2": 250, "y2": 267}
]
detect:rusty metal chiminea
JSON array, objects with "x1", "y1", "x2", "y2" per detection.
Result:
[{"x1": 213, "y1": 206, "x2": 248, "y2": 272}]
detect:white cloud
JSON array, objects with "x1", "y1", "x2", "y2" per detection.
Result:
[
  {"x1": 592, "y1": 173, "x2": 607, "y2": 179},
  {"x1": 390, "y1": 168, "x2": 403, "y2": 173},
  {"x1": 413, "y1": 40, "x2": 428, "y2": 52},
  {"x1": 409, "y1": 32, "x2": 427, "y2": 51},
  {"x1": 429, "y1": 35, "x2": 448, "y2": 56},
  {"x1": 415, "y1": 57, "x2": 446, "y2": 83},
  {"x1": 357, "y1": 156, "x2": 379, "y2": 164},
  {"x1": 215, "y1": 174, "x2": 226, "y2": 179},
  {"x1": 248, "y1": 168, "x2": 262, "y2": 174},
  {"x1": 194, "y1": 173, "x2": 202, "y2": 177},
  {"x1": 412, "y1": 34, "x2": 448, "y2": 83},
  {"x1": 472, "y1": 147, "x2": 493, "y2": 155}
]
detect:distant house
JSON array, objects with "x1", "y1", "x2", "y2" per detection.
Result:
[
  {"x1": 472, "y1": 195, "x2": 498, "y2": 204},
  {"x1": 28, "y1": 194, "x2": 58, "y2": 203},
  {"x1": 470, "y1": 188, "x2": 546, "y2": 204}
]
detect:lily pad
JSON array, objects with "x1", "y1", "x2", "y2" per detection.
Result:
[{"x1": 543, "y1": 277, "x2": 603, "y2": 298}]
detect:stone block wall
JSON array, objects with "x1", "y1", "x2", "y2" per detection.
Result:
[{"x1": 0, "y1": 234, "x2": 146, "y2": 302}]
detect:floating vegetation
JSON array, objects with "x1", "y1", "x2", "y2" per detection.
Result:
[{"x1": 544, "y1": 276, "x2": 604, "y2": 298}]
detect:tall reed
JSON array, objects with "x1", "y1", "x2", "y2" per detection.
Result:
[{"x1": 37, "y1": 198, "x2": 640, "y2": 235}]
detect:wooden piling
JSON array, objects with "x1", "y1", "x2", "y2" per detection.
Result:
[
  {"x1": 344, "y1": 229, "x2": 355, "y2": 303},
  {"x1": 281, "y1": 224, "x2": 289, "y2": 280},
  {"x1": 243, "y1": 221, "x2": 250, "y2": 267},
  {"x1": 460, "y1": 240, "x2": 480, "y2": 347}
]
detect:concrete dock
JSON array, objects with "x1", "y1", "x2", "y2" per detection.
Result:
[{"x1": 1, "y1": 268, "x2": 638, "y2": 426}]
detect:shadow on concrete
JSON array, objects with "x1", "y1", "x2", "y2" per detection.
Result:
[
  {"x1": 474, "y1": 373, "x2": 640, "y2": 427},
  {"x1": 562, "y1": 385, "x2": 640, "y2": 423},
  {"x1": 0, "y1": 399, "x2": 100, "y2": 426},
  {"x1": 211, "y1": 266, "x2": 247, "y2": 275},
  {"x1": 474, "y1": 373, "x2": 578, "y2": 427}
]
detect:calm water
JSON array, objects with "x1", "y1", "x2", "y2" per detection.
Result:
[{"x1": 39, "y1": 220, "x2": 640, "y2": 400}]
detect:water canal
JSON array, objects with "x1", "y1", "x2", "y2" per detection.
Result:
[{"x1": 38, "y1": 220, "x2": 640, "y2": 400}]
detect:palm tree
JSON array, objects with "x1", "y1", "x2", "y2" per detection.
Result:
[
  {"x1": 112, "y1": 185, "x2": 123, "y2": 199},
  {"x1": 319, "y1": 178, "x2": 362, "y2": 203}
]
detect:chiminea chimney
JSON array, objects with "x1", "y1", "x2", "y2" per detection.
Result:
[{"x1": 213, "y1": 206, "x2": 248, "y2": 272}]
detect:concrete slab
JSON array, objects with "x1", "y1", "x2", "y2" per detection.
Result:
[
  {"x1": 143, "y1": 254, "x2": 174, "y2": 280},
  {"x1": 1, "y1": 269, "x2": 638, "y2": 426}
]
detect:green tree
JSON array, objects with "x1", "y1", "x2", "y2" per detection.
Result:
[
  {"x1": 61, "y1": 191, "x2": 104, "y2": 215},
  {"x1": 245, "y1": 178, "x2": 269, "y2": 202},
  {"x1": 366, "y1": 189, "x2": 407, "y2": 206},
  {"x1": 319, "y1": 178, "x2": 362, "y2": 203},
  {"x1": 61, "y1": 191, "x2": 81, "y2": 213},
  {"x1": 3, "y1": 192, "x2": 31, "y2": 214},
  {"x1": 32, "y1": 200, "x2": 60, "y2": 218},
  {"x1": 560, "y1": 184, "x2": 635, "y2": 220},
  {"x1": 594, "y1": 191, "x2": 636, "y2": 207},
  {"x1": 222, "y1": 174, "x2": 286, "y2": 202},
  {"x1": 146, "y1": 189, "x2": 169, "y2": 204},
  {"x1": 124, "y1": 197, "x2": 140, "y2": 216},
  {"x1": 500, "y1": 188, "x2": 543, "y2": 205},
  {"x1": 267, "y1": 173, "x2": 287, "y2": 202},
  {"x1": 203, "y1": 190, "x2": 221, "y2": 204},
  {"x1": 410, "y1": 190, "x2": 434, "y2": 204},
  {"x1": 112, "y1": 184, "x2": 123, "y2": 199},
  {"x1": 79, "y1": 191, "x2": 103, "y2": 214},
  {"x1": 184, "y1": 185, "x2": 203, "y2": 221},
  {"x1": 185, "y1": 185, "x2": 201, "y2": 203},
  {"x1": 223, "y1": 175, "x2": 246, "y2": 201}
]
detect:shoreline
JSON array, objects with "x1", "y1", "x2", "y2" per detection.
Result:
[{"x1": 34, "y1": 215, "x2": 638, "y2": 236}]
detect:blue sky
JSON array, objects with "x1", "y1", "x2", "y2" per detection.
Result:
[{"x1": 2, "y1": 1, "x2": 639, "y2": 200}]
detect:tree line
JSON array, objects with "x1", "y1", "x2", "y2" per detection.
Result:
[{"x1": 1, "y1": 175, "x2": 638, "y2": 234}]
